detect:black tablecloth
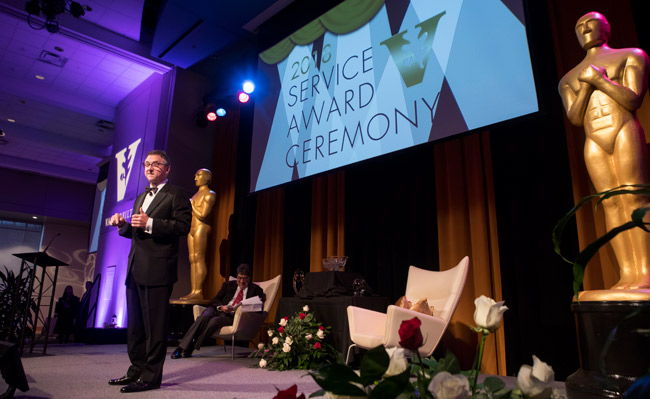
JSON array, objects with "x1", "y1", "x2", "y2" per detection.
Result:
[{"x1": 275, "y1": 296, "x2": 389, "y2": 356}]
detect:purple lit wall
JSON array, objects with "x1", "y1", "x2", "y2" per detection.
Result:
[{"x1": 93, "y1": 71, "x2": 173, "y2": 328}]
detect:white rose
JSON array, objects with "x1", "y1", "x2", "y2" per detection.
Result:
[
  {"x1": 383, "y1": 347, "x2": 408, "y2": 377},
  {"x1": 317, "y1": 330, "x2": 325, "y2": 339},
  {"x1": 517, "y1": 355, "x2": 554, "y2": 399},
  {"x1": 258, "y1": 343, "x2": 264, "y2": 350},
  {"x1": 272, "y1": 337, "x2": 279, "y2": 345},
  {"x1": 282, "y1": 343, "x2": 291, "y2": 353},
  {"x1": 285, "y1": 336, "x2": 293, "y2": 345},
  {"x1": 473, "y1": 295, "x2": 508, "y2": 331},
  {"x1": 259, "y1": 359, "x2": 267, "y2": 368},
  {"x1": 303, "y1": 305, "x2": 310, "y2": 312},
  {"x1": 305, "y1": 333, "x2": 312, "y2": 340},
  {"x1": 267, "y1": 330, "x2": 273, "y2": 337},
  {"x1": 279, "y1": 317, "x2": 288, "y2": 326},
  {"x1": 428, "y1": 371, "x2": 470, "y2": 399}
]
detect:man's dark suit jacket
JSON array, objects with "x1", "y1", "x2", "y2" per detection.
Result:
[
  {"x1": 210, "y1": 280, "x2": 266, "y2": 308},
  {"x1": 119, "y1": 183, "x2": 191, "y2": 285}
]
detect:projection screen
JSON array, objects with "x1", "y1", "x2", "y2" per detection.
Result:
[{"x1": 250, "y1": 0, "x2": 538, "y2": 192}]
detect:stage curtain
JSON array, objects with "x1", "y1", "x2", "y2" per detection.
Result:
[
  {"x1": 253, "y1": 187, "x2": 285, "y2": 323},
  {"x1": 310, "y1": 171, "x2": 346, "y2": 272},
  {"x1": 206, "y1": 107, "x2": 240, "y2": 298},
  {"x1": 546, "y1": 0, "x2": 645, "y2": 290},
  {"x1": 434, "y1": 130, "x2": 507, "y2": 376}
]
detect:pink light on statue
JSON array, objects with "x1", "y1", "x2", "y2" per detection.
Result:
[{"x1": 238, "y1": 92, "x2": 250, "y2": 103}]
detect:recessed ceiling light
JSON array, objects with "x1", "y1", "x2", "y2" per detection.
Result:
[
  {"x1": 7, "y1": 119, "x2": 15, "y2": 123},
  {"x1": 35, "y1": 75, "x2": 45, "y2": 80},
  {"x1": 32, "y1": 216, "x2": 38, "y2": 219}
]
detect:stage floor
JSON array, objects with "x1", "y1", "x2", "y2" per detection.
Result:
[{"x1": 2, "y1": 344, "x2": 320, "y2": 399}]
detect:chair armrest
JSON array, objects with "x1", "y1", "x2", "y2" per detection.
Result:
[
  {"x1": 193, "y1": 305, "x2": 207, "y2": 321},
  {"x1": 384, "y1": 305, "x2": 447, "y2": 357},
  {"x1": 347, "y1": 306, "x2": 387, "y2": 338}
]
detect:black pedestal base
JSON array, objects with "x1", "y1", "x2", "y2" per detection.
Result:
[{"x1": 566, "y1": 301, "x2": 650, "y2": 399}]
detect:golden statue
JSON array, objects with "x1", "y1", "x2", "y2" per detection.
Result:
[
  {"x1": 180, "y1": 169, "x2": 217, "y2": 301},
  {"x1": 559, "y1": 12, "x2": 650, "y2": 298}
]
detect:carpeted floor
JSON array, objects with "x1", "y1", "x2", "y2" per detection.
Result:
[{"x1": 1, "y1": 344, "x2": 320, "y2": 399}]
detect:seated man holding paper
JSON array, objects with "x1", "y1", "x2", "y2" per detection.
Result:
[{"x1": 171, "y1": 263, "x2": 265, "y2": 358}]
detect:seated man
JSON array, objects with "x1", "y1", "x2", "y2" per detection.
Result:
[{"x1": 171, "y1": 263, "x2": 264, "y2": 358}]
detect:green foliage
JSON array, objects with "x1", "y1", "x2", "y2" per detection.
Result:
[
  {"x1": 309, "y1": 346, "x2": 412, "y2": 398},
  {"x1": 251, "y1": 307, "x2": 339, "y2": 371},
  {"x1": 0, "y1": 266, "x2": 36, "y2": 344},
  {"x1": 552, "y1": 184, "x2": 650, "y2": 299},
  {"x1": 307, "y1": 348, "x2": 533, "y2": 399}
]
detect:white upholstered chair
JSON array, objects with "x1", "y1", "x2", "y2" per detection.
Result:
[
  {"x1": 346, "y1": 256, "x2": 469, "y2": 363},
  {"x1": 192, "y1": 274, "x2": 281, "y2": 359}
]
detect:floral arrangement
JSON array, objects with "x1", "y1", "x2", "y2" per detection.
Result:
[
  {"x1": 273, "y1": 295, "x2": 565, "y2": 399},
  {"x1": 251, "y1": 305, "x2": 339, "y2": 371}
]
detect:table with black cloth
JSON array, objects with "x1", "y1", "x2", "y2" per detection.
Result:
[{"x1": 275, "y1": 271, "x2": 389, "y2": 357}]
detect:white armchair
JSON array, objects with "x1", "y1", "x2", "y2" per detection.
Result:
[
  {"x1": 193, "y1": 274, "x2": 281, "y2": 359},
  {"x1": 346, "y1": 256, "x2": 469, "y2": 363}
]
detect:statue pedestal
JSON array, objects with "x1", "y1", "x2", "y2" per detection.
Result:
[
  {"x1": 566, "y1": 300, "x2": 650, "y2": 399},
  {"x1": 168, "y1": 299, "x2": 211, "y2": 341}
]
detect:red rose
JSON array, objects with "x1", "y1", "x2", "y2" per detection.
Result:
[
  {"x1": 278, "y1": 326, "x2": 284, "y2": 333},
  {"x1": 314, "y1": 342, "x2": 321, "y2": 349},
  {"x1": 319, "y1": 326, "x2": 324, "y2": 330},
  {"x1": 299, "y1": 313, "x2": 306, "y2": 320},
  {"x1": 283, "y1": 316, "x2": 289, "y2": 321},
  {"x1": 398, "y1": 317, "x2": 423, "y2": 350},
  {"x1": 273, "y1": 384, "x2": 306, "y2": 399}
]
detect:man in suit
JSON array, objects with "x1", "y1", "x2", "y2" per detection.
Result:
[
  {"x1": 108, "y1": 149, "x2": 191, "y2": 393},
  {"x1": 171, "y1": 263, "x2": 265, "y2": 358}
]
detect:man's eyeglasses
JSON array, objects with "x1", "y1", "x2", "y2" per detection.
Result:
[{"x1": 142, "y1": 161, "x2": 168, "y2": 168}]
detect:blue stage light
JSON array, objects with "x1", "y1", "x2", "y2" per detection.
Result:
[
  {"x1": 216, "y1": 108, "x2": 226, "y2": 117},
  {"x1": 242, "y1": 80, "x2": 255, "y2": 94}
]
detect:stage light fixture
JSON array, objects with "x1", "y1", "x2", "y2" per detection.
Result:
[
  {"x1": 242, "y1": 80, "x2": 255, "y2": 94},
  {"x1": 216, "y1": 108, "x2": 226, "y2": 117},
  {"x1": 206, "y1": 104, "x2": 217, "y2": 121},
  {"x1": 24, "y1": 0, "x2": 91, "y2": 33},
  {"x1": 238, "y1": 92, "x2": 250, "y2": 103}
]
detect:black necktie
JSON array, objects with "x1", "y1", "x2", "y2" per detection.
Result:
[{"x1": 145, "y1": 186, "x2": 158, "y2": 196}]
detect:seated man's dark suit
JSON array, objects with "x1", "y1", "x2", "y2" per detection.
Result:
[{"x1": 178, "y1": 280, "x2": 265, "y2": 352}]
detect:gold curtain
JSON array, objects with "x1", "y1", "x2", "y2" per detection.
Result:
[
  {"x1": 253, "y1": 187, "x2": 285, "y2": 323},
  {"x1": 434, "y1": 131, "x2": 507, "y2": 375},
  {"x1": 310, "y1": 171, "x2": 346, "y2": 272},
  {"x1": 546, "y1": 0, "x2": 645, "y2": 290},
  {"x1": 205, "y1": 107, "x2": 240, "y2": 298}
]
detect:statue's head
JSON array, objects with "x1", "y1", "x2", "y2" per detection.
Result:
[
  {"x1": 194, "y1": 168, "x2": 212, "y2": 186},
  {"x1": 575, "y1": 12, "x2": 610, "y2": 50}
]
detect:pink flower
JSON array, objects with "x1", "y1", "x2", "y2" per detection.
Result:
[
  {"x1": 314, "y1": 342, "x2": 321, "y2": 349},
  {"x1": 279, "y1": 326, "x2": 284, "y2": 333},
  {"x1": 299, "y1": 313, "x2": 306, "y2": 320}
]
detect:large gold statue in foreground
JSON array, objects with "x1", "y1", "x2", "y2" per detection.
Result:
[
  {"x1": 559, "y1": 12, "x2": 650, "y2": 294},
  {"x1": 180, "y1": 169, "x2": 216, "y2": 301}
]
